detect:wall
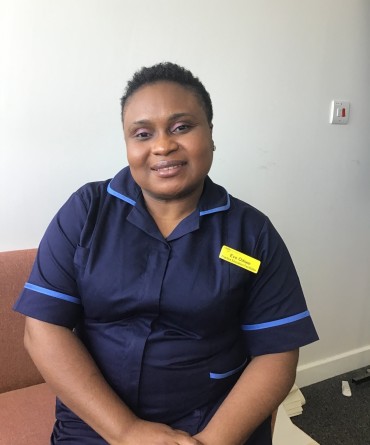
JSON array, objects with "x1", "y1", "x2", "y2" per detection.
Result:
[{"x1": 1, "y1": 0, "x2": 369, "y2": 386}]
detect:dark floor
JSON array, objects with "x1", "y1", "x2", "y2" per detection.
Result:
[{"x1": 292, "y1": 366, "x2": 370, "y2": 445}]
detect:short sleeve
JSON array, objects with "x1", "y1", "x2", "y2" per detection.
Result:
[
  {"x1": 13, "y1": 191, "x2": 88, "y2": 328},
  {"x1": 241, "y1": 218, "x2": 318, "y2": 356}
]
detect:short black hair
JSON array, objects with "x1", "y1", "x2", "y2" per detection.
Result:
[{"x1": 120, "y1": 62, "x2": 213, "y2": 124}]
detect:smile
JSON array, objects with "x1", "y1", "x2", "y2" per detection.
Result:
[
  {"x1": 151, "y1": 161, "x2": 186, "y2": 177},
  {"x1": 155, "y1": 165, "x2": 181, "y2": 172}
]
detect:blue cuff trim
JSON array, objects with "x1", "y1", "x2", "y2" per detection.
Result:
[
  {"x1": 107, "y1": 181, "x2": 136, "y2": 206},
  {"x1": 241, "y1": 310, "x2": 310, "y2": 331},
  {"x1": 209, "y1": 357, "x2": 248, "y2": 379},
  {"x1": 24, "y1": 283, "x2": 81, "y2": 305},
  {"x1": 200, "y1": 193, "x2": 230, "y2": 216}
]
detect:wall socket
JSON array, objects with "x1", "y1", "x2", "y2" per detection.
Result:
[{"x1": 330, "y1": 100, "x2": 350, "y2": 124}]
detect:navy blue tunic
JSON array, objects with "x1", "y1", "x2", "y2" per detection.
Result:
[{"x1": 14, "y1": 167, "x2": 318, "y2": 444}]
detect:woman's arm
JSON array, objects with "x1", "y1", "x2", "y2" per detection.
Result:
[
  {"x1": 24, "y1": 317, "x2": 202, "y2": 445},
  {"x1": 194, "y1": 349, "x2": 299, "y2": 445}
]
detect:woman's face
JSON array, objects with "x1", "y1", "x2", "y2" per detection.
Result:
[{"x1": 123, "y1": 81, "x2": 213, "y2": 203}]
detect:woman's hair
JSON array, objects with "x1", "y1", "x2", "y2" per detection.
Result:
[{"x1": 120, "y1": 62, "x2": 213, "y2": 124}]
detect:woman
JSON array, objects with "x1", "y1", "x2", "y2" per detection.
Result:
[{"x1": 14, "y1": 62, "x2": 318, "y2": 445}]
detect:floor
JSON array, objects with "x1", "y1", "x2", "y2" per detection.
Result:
[{"x1": 292, "y1": 366, "x2": 370, "y2": 445}]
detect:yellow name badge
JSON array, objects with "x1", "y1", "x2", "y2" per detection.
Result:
[{"x1": 219, "y1": 245, "x2": 261, "y2": 274}]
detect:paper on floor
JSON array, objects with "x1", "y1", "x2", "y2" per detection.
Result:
[
  {"x1": 282, "y1": 384, "x2": 306, "y2": 417},
  {"x1": 341, "y1": 380, "x2": 352, "y2": 397},
  {"x1": 273, "y1": 404, "x2": 319, "y2": 445}
]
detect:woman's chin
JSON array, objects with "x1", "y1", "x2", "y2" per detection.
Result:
[{"x1": 143, "y1": 183, "x2": 203, "y2": 203}]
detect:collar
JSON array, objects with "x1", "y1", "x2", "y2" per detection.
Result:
[{"x1": 107, "y1": 166, "x2": 230, "y2": 216}]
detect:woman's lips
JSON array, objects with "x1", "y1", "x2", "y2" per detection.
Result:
[{"x1": 151, "y1": 161, "x2": 186, "y2": 177}]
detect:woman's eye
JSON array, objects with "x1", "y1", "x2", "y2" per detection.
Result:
[
  {"x1": 134, "y1": 130, "x2": 152, "y2": 139},
  {"x1": 172, "y1": 124, "x2": 191, "y2": 133}
]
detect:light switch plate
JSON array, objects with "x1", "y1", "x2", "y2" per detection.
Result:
[{"x1": 330, "y1": 100, "x2": 350, "y2": 124}]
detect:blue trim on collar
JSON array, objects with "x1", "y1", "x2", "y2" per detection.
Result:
[
  {"x1": 241, "y1": 310, "x2": 310, "y2": 331},
  {"x1": 107, "y1": 169, "x2": 230, "y2": 216},
  {"x1": 199, "y1": 193, "x2": 230, "y2": 216},
  {"x1": 107, "y1": 181, "x2": 136, "y2": 206}
]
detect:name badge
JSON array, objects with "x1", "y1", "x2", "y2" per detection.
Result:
[{"x1": 219, "y1": 245, "x2": 261, "y2": 274}]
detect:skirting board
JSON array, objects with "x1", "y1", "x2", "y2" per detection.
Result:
[{"x1": 296, "y1": 345, "x2": 370, "y2": 388}]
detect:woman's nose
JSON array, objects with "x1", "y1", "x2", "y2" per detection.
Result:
[{"x1": 152, "y1": 134, "x2": 178, "y2": 155}]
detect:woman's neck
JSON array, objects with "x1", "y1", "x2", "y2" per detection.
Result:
[{"x1": 142, "y1": 189, "x2": 202, "y2": 238}]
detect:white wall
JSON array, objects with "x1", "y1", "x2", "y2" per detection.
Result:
[{"x1": 1, "y1": 0, "x2": 369, "y2": 386}]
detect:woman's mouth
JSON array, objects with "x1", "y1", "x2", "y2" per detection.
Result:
[{"x1": 151, "y1": 161, "x2": 186, "y2": 177}]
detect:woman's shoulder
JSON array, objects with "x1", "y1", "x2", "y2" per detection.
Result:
[
  {"x1": 72, "y1": 166, "x2": 137, "y2": 209},
  {"x1": 220, "y1": 191, "x2": 268, "y2": 229},
  {"x1": 73, "y1": 178, "x2": 111, "y2": 207}
]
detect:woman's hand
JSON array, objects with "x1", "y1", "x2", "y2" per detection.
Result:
[
  {"x1": 24, "y1": 318, "x2": 204, "y2": 445},
  {"x1": 120, "y1": 418, "x2": 204, "y2": 445},
  {"x1": 193, "y1": 431, "x2": 224, "y2": 445}
]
